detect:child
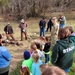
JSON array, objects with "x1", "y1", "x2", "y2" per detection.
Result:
[
  {"x1": 40, "y1": 64, "x2": 49, "y2": 73},
  {"x1": 35, "y1": 42, "x2": 42, "y2": 51},
  {"x1": 42, "y1": 66, "x2": 67, "y2": 75},
  {"x1": 21, "y1": 50, "x2": 33, "y2": 72},
  {"x1": 30, "y1": 43, "x2": 44, "y2": 60},
  {"x1": 43, "y1": 37, "x2": 51, "y2": 63},
  {"x1": 32, "y1": 51, "x2": 42, "y2": 75},
  {"x1": 20, "y1": 66, "x2": 32, "y2": 75}
]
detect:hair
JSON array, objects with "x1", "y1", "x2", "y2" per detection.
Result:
[
  {"x1": 58, "y1": 28, "x2": 70, "y2": 39},
  {"x1": 34, "y1": 42, "x2": 42, "y2": 51},
  {"x1": 20, "y1": 66, "x2": 30, "y2": 75},
  {"x1": 42, "y1": 66, "x2": 67, "y2": 75},
  {"x1": 30, "y1": 43, "x2": 37, "y2": 51},
  {"x1": 45, "y1": 37, "x2": 50, "y2": 42},
  {"x1": 65, "y1": 26, "x2": 74, "y2": 34},
  {"x1": 40, "y1": 64, "x2": 49, "y2": 73},
  {"x1": 32, "y1": 51, "x2": 39, "y2": 63}
]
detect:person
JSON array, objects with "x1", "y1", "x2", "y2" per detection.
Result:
[
  {"x1": 39, "y1": 17, "x2": 46, "y2": 37},
  {"x1": 42, "y1": 66, "x2": 67, "y2": 75},
  {"x1": 40, "y1": 64, "x2": 49, "y2": 73},
  {"x1": 32, "y1": 51, "x2": 42, "y2": 75},
  {"x1": 50, "y1": 17, "x2": 59, "y2": 47},
  {"x1": 43, "y1": 37, "x2": 51, "y2": 63},
  {"x1": 30, "y1": 43, "x2": 44, "y2": 60},
  {"x1": 46, "y1": 18, "x2": 53, "y2": 32},
  {"x1": 34, "y1": 42, "x2": 42, "y2": 51},
  {"x1": 21, "y1": 50, "x2": 33, "y2": 72},
  {"x1": 4, "y1": 23, "x2": 15, "y2": 41},
  {"x1": 51, "y1": 28, "x2": 75, "y2": 73},
  {"x1": 20, "y1": 66, "x2": 32, "y2": 75},
  {"x1": 66, "y1": 26, "x2": 75, "y2": 45},
  {"x1": 19, "y1": 19, "x2": 27, "y2": 41},
  {"x1": 0, "y1": 34, "x2": 12, "y2": 75},
  {"x1": 58, "y1": 15, "x2": 66, "y2": 28}
]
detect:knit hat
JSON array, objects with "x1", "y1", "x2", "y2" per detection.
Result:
[{"x1": 24, "y1": 50, "x2": 30, "y2": 60}]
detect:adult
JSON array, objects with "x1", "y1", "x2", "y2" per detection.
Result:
[
  {"x1": 0, "y1": 34, "x2": 12, "y2": 75},
  {"x1": 66, "y1": 26, "x2": 75, "y2": 45},
  {"x1": 42, "y1": 66, "x2": 67, "y2": 75},
  {"x1": 50, "y1": 17, "x2": 59, "y2": 47},
  {"x1": 4, "y1": 23, "x2": 15, "y2": 41},
  {"x1": 46, "y1": 18, "x2": 53, "y2": 32},
  {"x1": 58, "y1": 15, "x2": 66, "y2": 28},
  {"x1": 19, "y1": 19, "x2": 27, "y2": 41},
  {"x1": 39, "y1": 17, "x2": 46, "y2": 37},
  {"x1": 51, "y1": 28, "x2": 75, "y2": 73}
]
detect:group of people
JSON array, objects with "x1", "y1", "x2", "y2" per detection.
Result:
[
  {"x1": 0, "y1": 14, "x2": 75, "y2": 75},
  {"x1": 4, "y1": 19, "x2": 28, "y2": 41},
  {"x1": 39, "y1": 15, "x2": 66, "y2": 37},
  {"x1": 3, "y1": 15, "x2": 66, "y2": 42},
  {"x1": 20, "y1": 25, "x2": 75, "y2": 75}
]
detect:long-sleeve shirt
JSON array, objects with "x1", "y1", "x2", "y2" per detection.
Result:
[
  {"x1": 0, "y1": 46, "x2": 12, "y2": 68},
  {"x1": 32, "y1": 60, "x2": 42, "y2": 75}
]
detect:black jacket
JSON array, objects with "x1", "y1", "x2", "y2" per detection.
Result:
[
  {"x1": 39, "y1": 20, "x2": 46, "y2": 28},
  {"x1": 43, "y1": 42, "x2": 51, "y2": 52},
  {"x1": 4, "y1": 25, "x2": 13, "y2": 34},
  {"x1": 47, "y1": 18, "x2": 53, "y2": 28}
]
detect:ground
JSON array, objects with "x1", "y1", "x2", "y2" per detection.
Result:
[{"x1": 0, "y1": 12, "x2": 75, "y2": 75}]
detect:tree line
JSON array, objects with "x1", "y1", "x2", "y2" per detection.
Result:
[{"x1": 0, "y1": 0, "x2": 75, "y2": 20}]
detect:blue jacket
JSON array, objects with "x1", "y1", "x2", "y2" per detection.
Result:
[
  {"x1": 32, "y1": 60, "x2": 42, "y2": 75},
  {"x1": 0, "y1": 46, "x2": 12, "y2": 68}
]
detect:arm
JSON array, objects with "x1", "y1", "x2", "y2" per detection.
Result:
[
  {"x1": 4, "y1": 26, "x2": 7, "y2": 33},
  {"x1": 51, "y1": 44, "x2": 59, "y2": 65},
  {"x1": 1, "y1": 47, "x2": 12, "y2": 61},
  {"x1": 32, "y1": 64, "x2": 35, "y2": 75},
  {"x1": 11, "y1": 26, "x2": 14, "y2": 33}
]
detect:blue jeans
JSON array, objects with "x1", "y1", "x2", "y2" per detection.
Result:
[
  {"x1": 45, "y1": 54, "x2": 50, "y2": 63},
  {"x1": 40, "y1": 28, "x2": 45, "y2": 37},
  {"x1": 65, "y1": 68, "x2": 70, "y2": 73},
  {"x1": 60, "y1": 24, "x2": 65, "y2": 28}
]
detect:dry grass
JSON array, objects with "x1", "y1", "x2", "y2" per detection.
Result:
[{"x1": 0, "y1": 13, "x2": 75, "y2": 75}]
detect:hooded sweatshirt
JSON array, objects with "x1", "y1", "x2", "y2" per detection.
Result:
[
  {"x1": 51, "y1": 38, "x2": 74, "y2": 70},
  {"x1": 69, "y1": 32, "x2": 75, "y2": 45}
]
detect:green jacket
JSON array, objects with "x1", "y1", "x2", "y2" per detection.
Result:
[
  {"x1": 69, "y1": 33, "x2": 75, "y2": 45},
  {"x1": 22, "y1": 58, "x2": 33, "y2": 72},
  {"x1": 51, "y1": 38, "x2": 74, "y2": 70}
]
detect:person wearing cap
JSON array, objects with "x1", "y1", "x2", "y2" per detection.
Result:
[
  {"x1": 0, "y1": 34, "x2": 12, "y2": 75},
  {"x1": 19, "y1": 19, "x2": 28, "y2": 41},
  {"x1": 58, "y1": 15, "x2": 66, "y2": 28},
  {"x1": 50, "y1": 17, "x2": 59, "y2": 47},
  {"x1": 4, "y1": 23, "x2": 15, "y2": 41},
  {"x1": 21, "y1": 50, "x2": 33, "y2": 72}
]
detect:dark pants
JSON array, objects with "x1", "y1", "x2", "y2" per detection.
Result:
[
  {"x1": 40, "y1": 28, "x2": 45, "y2": 37},
  {"x1": 21, "y1": 31, "x2": 27, "y2": 41},
  {"x1": 0, "y1": 71, "x2": 9, "y2": 75},
  {"x1": 45, "y1": 54, "x2": 50, "y2": 63},
  {"x1": 46, "y1": 25, "x2": 52, "y2": 32},
  {"x1": 6, "y1": 33, "x2": 15, "y2": 41}
]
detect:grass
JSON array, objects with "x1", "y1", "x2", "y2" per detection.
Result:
[{"x1": 0, "y1": 13, "x2": 75, "y2": 75}]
